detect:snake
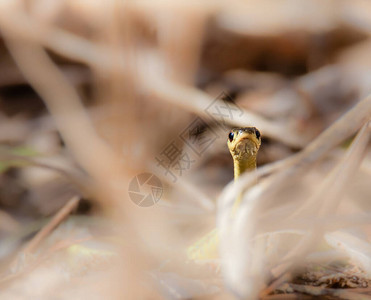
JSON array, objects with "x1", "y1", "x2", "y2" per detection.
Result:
[{"x1": 186, "y1": 127, "x2": 261, "y2": 260}]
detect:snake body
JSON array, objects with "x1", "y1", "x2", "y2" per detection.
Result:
[{"x1": 187, "y1": 127, "x2": 261, "y2": 260}]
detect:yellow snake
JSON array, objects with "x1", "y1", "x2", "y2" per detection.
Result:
[{"x1": 187, "y1": 127, "x2": 261, "y2": 260}]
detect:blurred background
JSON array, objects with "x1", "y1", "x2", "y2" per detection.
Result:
[{"x1": 0, "y1": 0, "x2": 371, "y2": 299}]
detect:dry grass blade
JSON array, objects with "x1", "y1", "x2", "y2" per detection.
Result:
[
  {"x1": 218, "y1": 102, "x2": 371, "y2": 298},
  {"x1": 325, "y1": 231, "x2": 371, "y2": 276},
  {"x1": 0, "y1": 1, "x2": 111, "y2": 71},
  {"x1": 1, "y1": 38, "x2": 121, "y2": 185},
  {"x1": 0, "y1": 10, "x2": 130, "y2": 212},
  {"x1": 146, "y1": 79, "x2": 306, "y2": 148},
  {"x1": 0, "y1": 0, "x2": 370, "y2": 299},
  {"x1": 0, "y1": 1, "x2": 306, "y2": 148},
  {"x1": 269, "y1": 120, "x2": 370, "y2": 287},
  {"x1": 0, "y1": 4, "x2": 157, "y2": 298}
]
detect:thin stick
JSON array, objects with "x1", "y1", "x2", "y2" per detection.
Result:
[
  {"x1": 23, "y1": 196, "x2": 79, "y2": 254},
  {"x1": 0, "y1": 196, "x2": 80, "y2": 287}
]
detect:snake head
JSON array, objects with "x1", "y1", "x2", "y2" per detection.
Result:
[{"x1": 227, "y1": 127, "x2": 261, "y2": 160}]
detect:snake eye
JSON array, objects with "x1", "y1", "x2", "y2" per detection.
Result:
[
  {"x1": 255, "y1": 129, "x2": 261, "y2": 139},
  {"x1": 228, "y1": 132, "x2": 234, "y2": 142}
]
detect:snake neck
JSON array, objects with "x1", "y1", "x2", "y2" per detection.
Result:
[
  {"x1": 232, "y1": 156, "x2": 256, "y2": 210},
  {"x1": 233, "y1": 155, "x2": 257, "y2": 180}
]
